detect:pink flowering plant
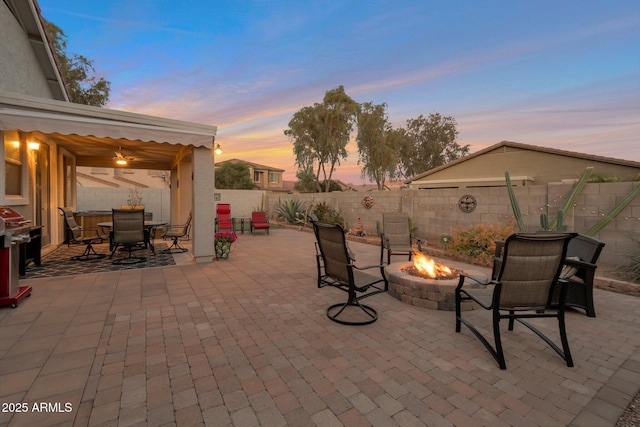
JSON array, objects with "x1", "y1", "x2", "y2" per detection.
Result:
[{"x1": 214, "y1": 232, "x2": 238, "y2": 244}]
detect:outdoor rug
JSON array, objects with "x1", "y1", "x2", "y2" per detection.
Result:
[{"x1": 21, "y1": 241, "x2": 176, "y2": 279}]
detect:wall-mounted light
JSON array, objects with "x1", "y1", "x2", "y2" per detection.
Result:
[
  {"x1": 214, "y1": 143, "x2": 223, "y2": 155},
  {"x1": 27, "y1": 142, "x2": 40, "y2": 150}
]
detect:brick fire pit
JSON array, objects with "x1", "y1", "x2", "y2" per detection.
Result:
[{"x1": 386, "y1": 261, "x2": 488, "y2": 311}]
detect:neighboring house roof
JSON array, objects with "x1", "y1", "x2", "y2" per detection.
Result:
[
  {"x1": 406, "y1": 141, "x2": 640, "y2": 183},
  {"x1": 215, "y1": 158, "x2": 285, "y2": 172}
]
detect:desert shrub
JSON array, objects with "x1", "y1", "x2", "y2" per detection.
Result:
[
  {"x1": 312, "y1": 201, "x2": 343, "y2": 224},
  {"x1": 276, "y1": 199, "x2": 306, "y2": 224},
  {"x1": 449, "y1": 222, "x2": 516, "y2": 267}
]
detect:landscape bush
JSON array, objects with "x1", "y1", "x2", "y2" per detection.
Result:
[{"x1": 449, "y1": 222, "x2": 516, "y2": 267}]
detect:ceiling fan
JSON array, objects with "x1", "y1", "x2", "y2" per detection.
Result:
[{"x1": 114, "y1": 147, "x2": 135, "y2": 165}]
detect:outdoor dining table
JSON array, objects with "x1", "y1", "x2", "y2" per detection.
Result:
[{"x1": 97, "y1": 220, "x2": 167, "y2": 254}]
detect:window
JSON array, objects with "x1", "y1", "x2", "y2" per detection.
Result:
[
  {"x1": 253, "y1": 171, "x2": 263, "y2": 182},
  {"x1": 269, "y1": 172, "x2": 280, "y2": 183},
  {"x1": 4, "y1": 131, "x2": 23, "y2": 196}
]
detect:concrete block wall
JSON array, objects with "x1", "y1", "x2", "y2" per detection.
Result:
[
  {"x1": 266, "y1": 182, "x2": 639, "y2": 268},
  {"x1": 214, "y1": 189, "x2": 267, "y2": 220},
  {"x1": 76, "y1": 187, "x2": 171, "y2": 223}
]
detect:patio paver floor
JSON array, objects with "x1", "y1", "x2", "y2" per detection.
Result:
[{"x1": 0, "y1": 229, "x2": 638, "y2": 426}]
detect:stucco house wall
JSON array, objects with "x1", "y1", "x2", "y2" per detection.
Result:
[{"x1": 0, "y1": 1, "x2": 62, "y2": 99}]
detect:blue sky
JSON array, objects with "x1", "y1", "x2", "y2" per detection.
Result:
[{"x1": 38, "y1": 0, "x2": 640, "y2": 183}]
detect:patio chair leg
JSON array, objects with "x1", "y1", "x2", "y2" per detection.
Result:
[
  {"x1": 71, "y1": 242, "x2": 106, "y2": 261},
  {"x1": 493, "y1": 310, "x2": 506, "y2": 370},
  {"x1": 559, "y1": 309, "x2": 574, "y2": 367}
]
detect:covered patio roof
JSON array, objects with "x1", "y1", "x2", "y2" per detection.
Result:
[{"x1": 0, "y1": 91, "x2": 217, "y2": 169}]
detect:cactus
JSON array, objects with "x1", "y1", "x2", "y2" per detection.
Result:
[
  {"x1": 548, "y1": 167, "x2": 593, "y2": 230},
  {"x1": 507, "y1": 167, "x2": 639, "y2": 237},
  {"x1": 586, "y1": 184, "x2": 640, "y2": 236},
  {"x1": 505, "y1": 171, "x2": 527, "y2": 231},
  {"x1": 556, "y1": 209, "x2": 566, "y2": 231},
  {"x1": 540, "y1": 212, "x2": 548, "y2": 231}
]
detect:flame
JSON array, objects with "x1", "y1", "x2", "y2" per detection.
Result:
[{"x1": 412, "y1": 251, "x2": 453, "y2": 279}]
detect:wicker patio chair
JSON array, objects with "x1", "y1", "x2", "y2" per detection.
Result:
[
  {"x1": 110, "y1": 208, "x2": 147, "y2": 264},
  {"x1": 455, "y1": 232, "x2": 575, "y2": 370},
  {"x1": 551, "y1": 234, "x2": 605, "y2": 317},
  {"x1": 161, "y1": 211, "x2": 192, "y2": 253},
  {"x1": 380, "y1": 212, "x2": 423, "y2": 265},
  {"x1": 58, "y1": 207, "x2": 106, "y2": 261},
  {"x1": 313, "y1": 221, "x2": 388, "y2": 325}
]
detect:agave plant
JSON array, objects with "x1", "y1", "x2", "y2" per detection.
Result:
[{"x1": 276, "y1": 199, "x2": 306, "y2": 224}]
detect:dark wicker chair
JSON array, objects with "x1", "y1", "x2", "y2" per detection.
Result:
[
  {"x1": 314, "y1": 221, "x2": 388, "y2": 325},
  {"x1": 455, "y1": 232, "x2": 575, "y2": 370},
  {"x1": 110, "y1": 209, "x2": 147, "y2": 264},
  {"x1": 161, "y1": 212, "x2": 192, "y2": 253},
  {"x1": 552, "y1": 235, "x2": 605, "y2": 317},
  {"x1": 380, "y1": 212, "x2": 423, "y2": 265},
  {"x1": 58, "y1": 207, "x2": 106, "y2": 261}
]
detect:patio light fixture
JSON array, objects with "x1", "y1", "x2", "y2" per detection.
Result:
[
  {"x1": 214, "y1": 143, "x2": 223, "y2": 155},
  {"x1": 114, "y1": 147, "x2": 134, "y2": 165}
]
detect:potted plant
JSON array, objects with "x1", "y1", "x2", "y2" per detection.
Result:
[
  {"x1": 214, "y1": 231, "x2": 238, "y2": 259},
  {"x1": 123, "y1": 187, "x2": 144, "y2": 209}
]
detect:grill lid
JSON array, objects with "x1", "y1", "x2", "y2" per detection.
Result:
[{"x1": 0, "y1": 207, "x2": 30, "y2": 228}]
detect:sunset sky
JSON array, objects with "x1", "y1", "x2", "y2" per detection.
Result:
[{"x1": 38, "y1": 0, "x2": 640, "y2": 183}]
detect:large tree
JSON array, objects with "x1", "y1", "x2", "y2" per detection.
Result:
[
  {"x1": 45, "y1": 21, "x2": 111, "y2": 107},
  {"x1": 285, "y1": 86, "x2": 359, "y2": 192},
  {"x1": 215, "y1": 162, "x2": 255, "y2": 189},
  {"x1": 356, "y1": 102, "x2": 399, "y2": 190},
  {"x1": 397, "y1": 113, "x2": 469, "y2": 179}
]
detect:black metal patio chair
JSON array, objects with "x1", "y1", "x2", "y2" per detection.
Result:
[
  {"x1": 58, "y1": 207, "x2": 106, "y2": 261},
  {"x1": 380, "y1": 212, "x2": 423, "y2": 265},
  {"x1": 455, "y1": 232, "x2": 575, "y2": 370},
  {"x1": 110, "y1": 208, "x2": 147, "y2": 265},
  {"x1": 313, "y1": 221, "x2": 388, "y2": 325}
]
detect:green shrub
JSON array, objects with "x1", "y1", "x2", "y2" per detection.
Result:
[
  {"x1": 449, "y1": 222, "x2": 516, "y2": 267},
  {"x1": 312, "y1": 201, "x2": 343, "y2": 224},
  {"x1": 276, "y1": 199, "x2": 306, "y2": 224}
]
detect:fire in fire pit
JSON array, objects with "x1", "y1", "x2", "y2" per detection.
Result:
[{"x1": 402, "y1": 251, "x2": 460, "y2": 280}]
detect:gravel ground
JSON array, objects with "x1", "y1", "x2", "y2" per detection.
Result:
[{"x1": 616, "y1": 390, "x2": 639, "y2": 427}]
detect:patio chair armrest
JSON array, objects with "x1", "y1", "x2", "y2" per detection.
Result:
[
  {"x1": 81, "y1": 226, "x2": 107, "y2": 240},
  {"x1": 411, "y1": 234, "x2": 425, "y2": 251},
  {"x1": 564, "y1": 258, "x2": 596, "y2": 271},
  {"x1": 456, "y1": 273, "x2": 495, "y2": 292},
  {"x1": 350, "y1": 263, "x2": 385, "y2": 271}
]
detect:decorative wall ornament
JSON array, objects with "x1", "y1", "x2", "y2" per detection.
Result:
[
  {"x1": 362, "y1": 195, "x2": 374, "y2": 209},
  {"x1": 458, "y1": 195, "x2": 477, "y2": 213}
]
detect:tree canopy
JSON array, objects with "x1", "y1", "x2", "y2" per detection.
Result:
[
  {"x1": 356, "y1": 102, "x2": 399, "y2": 190},
  {"x1": 285, "y1": 86, "x2": 359, "y2": 192},
  {"x1": 215, "y1": 162, "x2": 256, "y2": 189},
  {"x1": 287, "y1": 87, "x2": 469, "y2": 189},
  {"x1": 45, "y1": 21, "x2": 111, "y2": 107},
  {"x1": 397, "y1": 114, "x2": 469, "y2": 179}
]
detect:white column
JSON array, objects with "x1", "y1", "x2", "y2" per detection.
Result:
[{"x1": 191, "y1": 145, "x2": 215, "y2": 262}]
